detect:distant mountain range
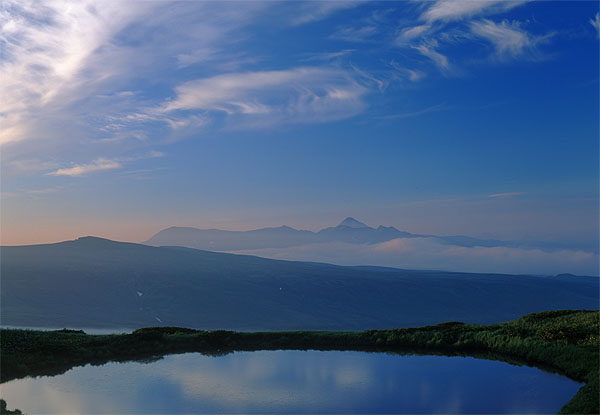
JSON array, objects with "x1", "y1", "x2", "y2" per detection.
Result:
[
  {"x1": 1, "y1": 237, "x2": 597, "y2": 330},
  {"x1": 144, "y1": 217, "x2": 569, "y2": 252}
]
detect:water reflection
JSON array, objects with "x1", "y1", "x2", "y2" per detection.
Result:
[{"x1": 0, "y1": 351, "x2": 581, "y2": 414}]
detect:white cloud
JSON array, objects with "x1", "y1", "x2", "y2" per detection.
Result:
[
  {"x1": 0, "y1": 1, "x2": 155, "y2": 145},
  {"x1": 422, "y1": 1, "x2": 527, "y2": 23},
  {"x1": 396, "y1": 24, "x2": 431, "y2": 44},
  {"x1": 159, "y1": 67, "x2": 368, "y2": 127},
  {"x1": 470, "y1": 19, "x2": 549, "y2": 59},
  {"x1": 351, "y1": 65, "x2": 387, "y2": 91},
  {"x1": 290, "y1": 1, "x2": 365, "y2": 25},
  {"x1": 46, "y1": 151, "x2": 163, "y2": 177},
  {"x1": 234, "y1": 237, "x2": 599, "y2": 276},
  {"x1": 590, "y1": 13, "x2": 600, "y2": 38},
  {"x1": 407, "y1": 69, "x2": 426, "y2": 82},
  {"x1": 395, "y1": 1, "x2": 528, "y2": 45},
  {"x1": 394, "y1": 1, "x2": 539, "y2": 73},
  {"x1": 48, "y1": 158, "x2": 122, "y2": 177},
  {"x1": 0, "y1": 1, "x2": 268, "y2": 158},
  {"x1": 412, "y1": 44, "x2": 450, "y2": 70},
  {"x1": 489, "y1": 192, "x2": 525, "y2": 198}
]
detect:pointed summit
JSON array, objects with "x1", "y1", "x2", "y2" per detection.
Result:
[{"x1": 338, "y1": 217, "x2": 369, "y2": 228}]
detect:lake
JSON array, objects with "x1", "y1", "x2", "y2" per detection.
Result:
[{"x1": 0, "y1": 350, "x2": 581, "y2": 414}]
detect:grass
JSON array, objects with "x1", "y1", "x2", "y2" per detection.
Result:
[{"x1": 1, "y1": 309, "x2": 598, "y2": 414}]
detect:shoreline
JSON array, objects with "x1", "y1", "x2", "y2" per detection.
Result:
[{"x1": 1, "y1": 310, "x2": 598, "y2": 414}]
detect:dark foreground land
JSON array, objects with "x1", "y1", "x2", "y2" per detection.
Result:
[
  {"x1": 3, "y1": 237, "x2": 598, "y2": 330},
  {"x1": 1, "y1": 310, "x2": 598, "y2": 414}
]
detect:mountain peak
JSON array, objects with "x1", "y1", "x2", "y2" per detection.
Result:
[{"x1": 338, "y1": 217, "x2": 369, "y2": 228}]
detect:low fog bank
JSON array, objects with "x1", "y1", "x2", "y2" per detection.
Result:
[{"x1": 233, "y1": 237, "x2": 599, "y2": 276}]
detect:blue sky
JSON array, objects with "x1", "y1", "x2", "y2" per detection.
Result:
[{"x1": 1, "y1": 1, "x2": 598, "y2": 273}]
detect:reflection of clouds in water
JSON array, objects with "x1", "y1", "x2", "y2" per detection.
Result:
[
  {"x1": 437, "y1": 393, "x2": 464, "y2": 414},
  {"x1": 0, "y1": 351, "x2": 583, "y2": 414},
  {"x1": 147, "y1": 351, "x2": 375, "y2": 412},
  {"x1": 333, "y1": 366, "x2": 366, "y2": 387},
  {"x1": 1, "y1": 373, "x2": 129, "y2": 414}
]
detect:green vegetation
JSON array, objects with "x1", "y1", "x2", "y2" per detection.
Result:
[{"x1": 1, "y1": 310, "x2": 598, "y2": 414}]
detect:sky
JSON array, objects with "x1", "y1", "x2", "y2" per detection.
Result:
[{"x1": 1, "y1": 1, "x2": 598, "y2": 273}]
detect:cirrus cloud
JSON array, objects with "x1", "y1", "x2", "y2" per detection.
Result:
[
  {"x1": 470, "y1": 19, "x2": 552, "y2": 59},
  {"x1": 488, "y1": 192, "x2": 525, "y2": 198},
  {"x1": 48, "y1": 158, "x2": 122, "y2": 177},
  {"x1": 158, "y1": 67, "x2": 368, "y2": 128}
]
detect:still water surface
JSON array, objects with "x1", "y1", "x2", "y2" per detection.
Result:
[{"x1": 1, "y1": 350, "x2": 581, "y2": 414}]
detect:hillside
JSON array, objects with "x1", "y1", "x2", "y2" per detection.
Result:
[{"x1": 1, "y1": 237, "x2": 597, "y2": 330}]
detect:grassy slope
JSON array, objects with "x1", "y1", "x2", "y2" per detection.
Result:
[{"x1": 1, "y1": 310, "x2": 598, "y2": 414}]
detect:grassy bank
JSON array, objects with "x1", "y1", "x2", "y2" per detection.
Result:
[{"x1": 1, "y1": 309, "x2": 598, "y2": 414}]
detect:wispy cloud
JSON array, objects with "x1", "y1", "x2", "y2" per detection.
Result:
[
  {"x1": 395, "y1": 0, "x2": 528, "y2": 46},
  {"x1": 388, "y1": 61, "x2": 426, "y2": 83},
  {"x1": 396, "y1": 24, "x2": 431, "y2": 44},
  {"x1": 290, "y1": 1, "x2": 365, "y2": 26},
  {"x1": 393, "y1": 0, "x2": 543, "y2": 73},
  {"x1": 158, "y1": 67, "x2": 368, "y2": 127},
  {"x1": 591, "y1": 13, "x2": 600, "y2": 38},
  {"x1": 0, "y1": 1, "x2": 268, "y2": 153},
  {"x1": 0, "y1": 184, "x2": 71, "y2": 200},
  {"x1": 47, "y1": 151, "x2": 164, "y2": 177},
  {"x1": 379, "y1": 102, "x2": 448, "y2": 120},
  {"x1": 412, "y1": 43, "x2": 450, "y2": 70},
  {"x1": 0, "y1": 1, "x2": 154, "y2": 145},
  {"x1": 422, "y1": 1, "x2": 527, "y2": 23},
  {"x1": 48, "y1": 158, "x2": 122, "y2": 177},
  {"x1": 330, "y1": 26, "x2": 377, "y2": 42},
  {"x1": 470, "y1": 19, "x2": 550, "y2": 59},
  {"x1": 303, "y1": 49, "x2": 356, "y2": 62},
  {"x1": 488, "y1": 192, "x2": 525, "y2": 198}
]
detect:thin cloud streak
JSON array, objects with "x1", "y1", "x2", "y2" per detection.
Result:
[
  {"x1": 489, "y1": 192, "x2": 525, "y2": 198},
  {"x1": 46, "y1": 151, "x2": 164, "y2": 177},
  {"x1": 302, "y1": 49, "x2": 356, "y2": 62},
  {"x1": 378, "y1": 102, "x2": 448, "y2": 120},
  {"x1": 48, "y1": 158, "x2": 122, "y2": 177}
]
